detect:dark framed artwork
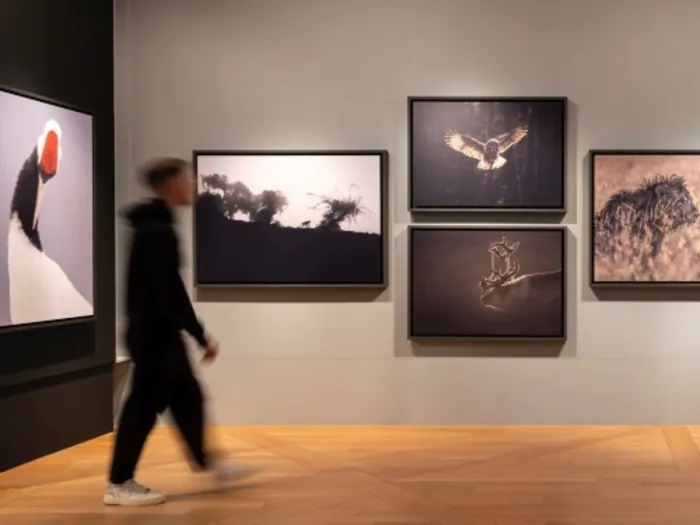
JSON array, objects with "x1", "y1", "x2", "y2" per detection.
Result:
[
  {"x1": 0, "y1": 85, "x2": 95, "y2": 332},
  {"x1": 409, "y1": 226, "x2": 567, "y2": 340},
  {"x1": 409, "y1": 96, "x2": 567, "y2": 213},
  {"x1": 193, "y1": 150, "x2": 388, "y2": 287},
  {"x1": 590, "y1": 150, "x2": 700, "y2": 287}
]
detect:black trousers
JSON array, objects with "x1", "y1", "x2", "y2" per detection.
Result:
[{"x1": 109, "y1": 331, "x2": 210, "y2": 484}]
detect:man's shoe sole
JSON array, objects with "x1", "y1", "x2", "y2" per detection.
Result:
[{"x1": 103, "y1": 494, "x2": 167, "y2": 506}]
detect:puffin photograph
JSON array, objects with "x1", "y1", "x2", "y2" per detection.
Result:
[{"x1": 0, "y1": 90, "x2": 94, "y2": 328}]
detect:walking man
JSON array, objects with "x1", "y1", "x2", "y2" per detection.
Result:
[{"x1": 105, "y1": 157, "x2": 256, "y2": 506}]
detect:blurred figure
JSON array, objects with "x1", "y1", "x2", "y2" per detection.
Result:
[{"x1": 105, "y1": 158, "x2": 259, "y2": 507}]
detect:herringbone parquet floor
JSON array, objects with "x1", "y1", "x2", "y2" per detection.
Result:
[{"x1": 3, "y1": 426, "x2": 700, "y2": 524}]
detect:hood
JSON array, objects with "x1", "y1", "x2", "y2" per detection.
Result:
[{"x1": 122, "y1": 198, "x2": 174, "y2": 229}]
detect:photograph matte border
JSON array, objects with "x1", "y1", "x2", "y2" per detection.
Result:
[
  {"x1": 408, "y1": 96, "x2": 568, "y2": 213},
  {"x1": 589, "y1": 149, "x2": 700, "y2": 288},
  {"x1": 0, "y1": 83, "x2": 96, "y2": 335},
  {"x1": 408, "y1": 225, "x2": 568, "y2": 341},
  {"x1": 192, "y1": 149, "x2": 389, "y2": 288}
]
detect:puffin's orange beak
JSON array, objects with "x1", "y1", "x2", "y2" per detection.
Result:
[{"x1": 41, "y1": 130, "x2": 59, "y2": 176}]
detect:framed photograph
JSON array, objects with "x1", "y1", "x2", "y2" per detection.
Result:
[
  {"x1": 409, "y1": 226, "x2": 567, "y2": 340},
  {"x1": 193, "y1": 150, "x2": 388, "y2": 287},
  {"x1": 591, "y1": 150, "x2": 700, "y2": 286},
  {"x1": 0, "y1": 85, "x2": 94, "y2": 332},
  {"x1": 409, "y1": 96, "x2": 567, "y2": 213}
]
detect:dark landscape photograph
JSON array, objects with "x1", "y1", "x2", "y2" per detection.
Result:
[
  {"x1": 409, "y1": 227, "x2": 566, "y2": 339},
  {"x1": 409, "y1": 97, "x2": 566, "y2": 211},
  {"x1": 194, "y1": 151, "x2": 386, "y2": 286},
  {"x1": 592, "y1": 152, "x2": 700, "y2": 285}
]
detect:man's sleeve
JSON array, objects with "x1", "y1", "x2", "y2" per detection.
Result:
[{"x1": 141, "y1": 226, "x2": 209, "y2": 348}]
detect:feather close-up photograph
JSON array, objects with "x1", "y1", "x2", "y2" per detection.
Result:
[
  {"x1": 409, "y1": 97, "x2": 566, "y2": 212},
  {"x1": 0, "y1": 87, "x2": 94, "y2": 330}
]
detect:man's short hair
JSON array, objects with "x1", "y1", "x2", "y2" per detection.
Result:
[{"x1": 140, "y1": 157, "x2": 190, "y2": 191}]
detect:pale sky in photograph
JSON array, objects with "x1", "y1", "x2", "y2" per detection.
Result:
[{"x1": 197, "y1": 154, "x2": 382, "y2": 233}]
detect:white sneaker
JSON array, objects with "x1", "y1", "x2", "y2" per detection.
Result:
[
  {"x1": 103, "y1": 479, "x2": 166, "y2": 506},
  {"x1": 212, "y1": 460, "x2": 264, "y2": 486}
]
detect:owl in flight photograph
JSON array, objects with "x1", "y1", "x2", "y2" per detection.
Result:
[{"x1": 444, "y1": 125, "x2": 529, "y2": 171}]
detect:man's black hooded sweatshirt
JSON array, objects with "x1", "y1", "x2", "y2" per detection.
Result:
[{"x1": 123, "y1": 198, "x2": 208, "y2": 357}]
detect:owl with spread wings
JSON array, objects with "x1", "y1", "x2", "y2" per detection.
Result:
[{"x1": 444, "y1": 125, "x2": 529, "y2": 171}]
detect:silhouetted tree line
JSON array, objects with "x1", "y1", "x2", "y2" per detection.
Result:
[
  {"x1": 199, "y1": 174, "x2": 373, "y2": 231},
  {"x1": 200, "y1": 173, "x2": 288, "y2": 224}
]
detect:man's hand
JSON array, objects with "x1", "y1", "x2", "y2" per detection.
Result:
[{"x1": 201, "y1": 339, "x2": 219, "y2": 364}]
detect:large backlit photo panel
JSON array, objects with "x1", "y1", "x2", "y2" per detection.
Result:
[{"x1": 0, "y1": 87, "x2": 94, "y2": 329}]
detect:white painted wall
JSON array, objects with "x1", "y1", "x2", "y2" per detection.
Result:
[{"x1": 114, "y1": 0, "x2": 700, "y2": 424}]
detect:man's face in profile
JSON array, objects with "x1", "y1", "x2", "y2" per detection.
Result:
[{"x1": 170, "y1": 166, "x2": 195, "y2": 206}]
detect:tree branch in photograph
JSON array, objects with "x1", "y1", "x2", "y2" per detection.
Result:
[
  {"x1": 307, "y1": 184, "x2": 372, "y2": 231},
  {"x1": 199, "y1": 173, "x2": 288, "y2": 224}
]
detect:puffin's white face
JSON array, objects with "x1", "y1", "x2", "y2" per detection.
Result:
[{"x1": 34, "y1": 119, "x2": 62, "y2": 230}]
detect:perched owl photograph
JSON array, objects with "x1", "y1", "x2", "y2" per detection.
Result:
[{"x1": 409, "y1": 97, "x2": 567, "y2": 212}]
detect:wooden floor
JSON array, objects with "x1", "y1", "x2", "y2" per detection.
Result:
[{"x1": 3, "y1": 426, "x2": 700, "y2": 524}]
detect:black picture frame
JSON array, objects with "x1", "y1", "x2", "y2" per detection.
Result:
[
  {"x1": 590, "y1": 149, "x2": 700, "y2": 288},
  {"x1": 408, "y1": 225, "x2": 567, "y2": 341},
  {"x1": 408, "y1": 96, "x2": 567, "y2": 213},
  {"x1": 0, "y1": 83, "x2": 96, "y2": 335},
  {"x1": 192, "y1": 149, "x2": 389, "y2": 288}
]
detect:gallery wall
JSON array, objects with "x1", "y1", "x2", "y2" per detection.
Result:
[
  {"x1": 116, "y1": 0, "x2": 700, "y2": 424},
  {"x1": 0, "y1": 0, "x2": 115, "y2": 470}
]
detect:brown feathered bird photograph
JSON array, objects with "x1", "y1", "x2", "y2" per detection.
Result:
[
  {"x1": 409, "y1": 97, "x2": 566, "y2": 211},
  {"x1": 444, "y1": 125, "x2": 529, "y2": 171}
]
